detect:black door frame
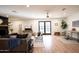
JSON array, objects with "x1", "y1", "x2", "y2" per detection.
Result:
[{"x1": 38, "y1": 21, "x2": 51, "y2": 35}]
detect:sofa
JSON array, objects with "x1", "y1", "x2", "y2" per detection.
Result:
[
  {"x1": 0, "y1": 38, "x2": 27, "y2": 53},
  {"x1": 0, "y1": 34, "x2": 33, "y2": 53}
]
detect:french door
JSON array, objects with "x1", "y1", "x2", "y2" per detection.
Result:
[{"x1": 39, "y1": 21, "x2": 51, "y2": 35}]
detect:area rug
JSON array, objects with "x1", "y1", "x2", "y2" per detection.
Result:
[
  {"x1": 57, "y1": 36, "x2": 79, "y2": 44},
  {"x1": 34, "y1": 42, "x2": 44, "y2": 47},
  {"x1": 33, "y1": 36, "x2": 44, "y2": 47}
]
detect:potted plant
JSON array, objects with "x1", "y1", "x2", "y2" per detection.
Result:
[
  {"x1": 61, "y1": 20, "x2": 67, "y2": 29},
  {"x1": 61, "y1": 20, "x2": 68, "y2": 36}
]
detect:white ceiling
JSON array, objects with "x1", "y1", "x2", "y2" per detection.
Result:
[{"x1": 0, "y1": 5, "x2": 79, "y2": 19}]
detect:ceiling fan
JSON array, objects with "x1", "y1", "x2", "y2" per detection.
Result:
[
  {"x1": 44, "y1": 8, "x2": 67, "y2": 19},
  {"x1": 37, "y1": 8, "x2": 67, "y2": 20},
  {"x1": 43, "y1": 10, "x2": 59, "y2": 19},
  {"x1": 37, "y1": 10, "x2": 61, "y2": 20}
]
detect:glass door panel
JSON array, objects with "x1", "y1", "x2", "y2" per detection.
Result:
[
  {"x1": 45, "y1": 22, "x2": 51, "y2": 33},
  {"x1": 39, "y1": 22, "x2": 44, "y2": 33}
]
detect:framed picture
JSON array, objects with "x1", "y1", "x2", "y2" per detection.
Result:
[{"x1": 72, "y1": 20, "x2": 79, "y2": 27}]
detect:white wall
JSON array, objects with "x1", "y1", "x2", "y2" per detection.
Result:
[
  {"x1": 9, "y1": 16, "x2": 62, "y2": 35},
  {"x1": 9, "y1": 16, "x2": 33, "y2": 34},
  {"x1": 67, "y1": 12, "x2": 79, "y2": 31}
]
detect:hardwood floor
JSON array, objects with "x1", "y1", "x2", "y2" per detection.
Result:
[{"x1": 33, "y1": 35, "x2": 79, "y2": 53}]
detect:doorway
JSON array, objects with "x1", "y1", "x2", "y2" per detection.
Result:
[{"x1": 39, "y1": 21, "x2": 51, "y2": 35}]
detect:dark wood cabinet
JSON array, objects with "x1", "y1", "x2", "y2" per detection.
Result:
[
  {"x1": 0, "y1": 16, "x2": 8, "y2": 37},
  {"x1": 54, "y1": 32, "x2": 60, "y2": 36}
]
